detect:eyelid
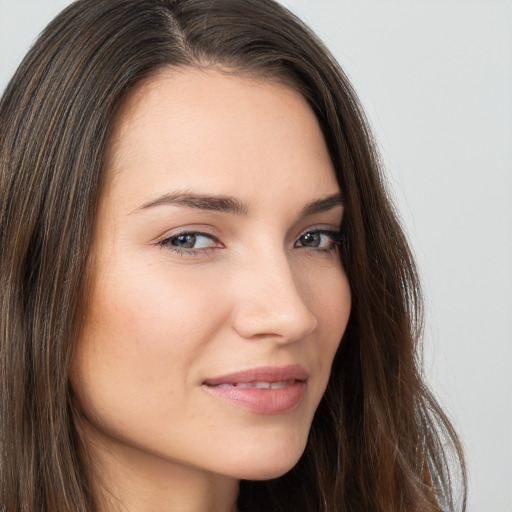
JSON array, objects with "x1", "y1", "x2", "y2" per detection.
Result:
[
  {"x1": 155, "y1": 225, "x2": 220, "y2": 243},
  {"x1": 296, "y1": 224, "x2": 341, "y2": 240}
]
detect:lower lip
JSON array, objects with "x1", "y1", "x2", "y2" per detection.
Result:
[{"x1": 203, "y1": 380, "x2": 307, "y2": 415}]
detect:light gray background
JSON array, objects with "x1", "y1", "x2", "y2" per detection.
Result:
[{"x1": 1, "y1": 1, "x2": 511, "y2": 511}]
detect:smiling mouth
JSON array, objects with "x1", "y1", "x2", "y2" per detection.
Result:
[{"x1": 202, "y1": 365, "x2": 309, "y2": 414}]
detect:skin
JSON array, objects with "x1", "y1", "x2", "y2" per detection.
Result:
[{"x1": 70, "y1": 67, "x2": 351, "y2": 512}]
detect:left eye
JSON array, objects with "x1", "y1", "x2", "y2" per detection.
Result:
[{"x1": 294, "y1": 230, "x2": 339, "y2": 250}]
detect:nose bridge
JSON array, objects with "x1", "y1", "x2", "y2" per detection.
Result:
[{"x1": 230, "y1": 245, "x2": 318, "y2": 342}]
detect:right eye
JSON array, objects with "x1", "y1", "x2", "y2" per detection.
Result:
[{"x1": 158, "y1": 231, "x2": 221, "y2": 255}]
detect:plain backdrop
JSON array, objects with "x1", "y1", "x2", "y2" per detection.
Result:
[{"x1": 1, "y1": 1, "x2": 511, "y2": 511}]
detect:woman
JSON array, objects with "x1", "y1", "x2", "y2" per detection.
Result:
[{"x1": 0, "y1": 0, "x2": 466, "y2": 511}]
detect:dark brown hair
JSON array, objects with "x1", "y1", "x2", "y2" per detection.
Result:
[{"x1": 0, "y1": 0, "x2": 466, "y2": 510}]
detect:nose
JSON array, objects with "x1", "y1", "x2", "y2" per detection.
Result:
[{"x1": 230, "y1": 252, "x2": 318, "y2": 343}]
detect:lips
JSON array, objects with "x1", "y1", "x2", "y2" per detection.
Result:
[{"x1": 202, "y1": 365, "x2": 309, "y2": 414}]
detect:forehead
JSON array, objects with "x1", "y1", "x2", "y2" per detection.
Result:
[{"x1": 103, "y1": 67, "x2": 338, "y2": 210}]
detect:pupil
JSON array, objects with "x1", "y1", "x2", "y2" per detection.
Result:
[
  {"x1": 302, "y1": 232, "x2": 320, "y2": 247},
  {"x1": 172, "y1": 234, "x2": 196, "y2": 248}
]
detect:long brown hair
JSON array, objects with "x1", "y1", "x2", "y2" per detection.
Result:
[{"x1": 0, "y1": 0, "x2": 466, "y2": 510}]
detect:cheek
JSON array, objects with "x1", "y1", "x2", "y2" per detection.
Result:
[
  {"x1": 88, "y1": 256, "x2": 225, "y2": 348},
  {"x1": 310, "y1": 268, "x2": 351, "y2": 386},
  {"x1": 69, "y1": 259, "x2": 228, "y2": 422}
]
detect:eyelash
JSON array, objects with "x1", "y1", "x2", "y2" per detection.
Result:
[{"x1": 157, "y1": 228, "x2": 342, "y2": 257}]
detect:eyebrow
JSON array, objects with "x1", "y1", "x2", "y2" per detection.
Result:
[
  {"x1": 300, "y1": 192, "x2": 344, "y2": 216},
  {"x1": 137, "y1": 191, "x2": 248, "y2": 215},
  {"x1": 136, "y1": 190, "x2": 344, "y2": 217}
]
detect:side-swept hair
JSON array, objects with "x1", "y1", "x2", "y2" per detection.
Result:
[{"x1": 0, "y1": 1, "x2": 466, "y2": 510}]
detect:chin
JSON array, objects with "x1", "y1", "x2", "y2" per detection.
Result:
[
  {"x1": 221, "y1": 435, "x2": 308, "y2": 481},
  {"x1": 236, "y1": 460, "x2": 302, "y2": 481}
]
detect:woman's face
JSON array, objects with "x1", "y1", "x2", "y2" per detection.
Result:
[{"x1": 70, "y1": 68, "x2": 351, "y2": 485}]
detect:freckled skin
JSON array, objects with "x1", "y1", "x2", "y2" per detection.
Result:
[{"x1": 70, "y1": 68, "x2": 351, "y2": 512}]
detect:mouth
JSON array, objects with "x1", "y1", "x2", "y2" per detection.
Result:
[
  {"x1": 213, "y1": 380, "x2": 296, "y2": 389},
  {"x1": 202, "y1": 365, "x2": 309, "y2": 414}
]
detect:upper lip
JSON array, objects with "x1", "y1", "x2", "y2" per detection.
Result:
[{"x1": 203, "y1": 364, "x2": 310, "y2": 386}]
